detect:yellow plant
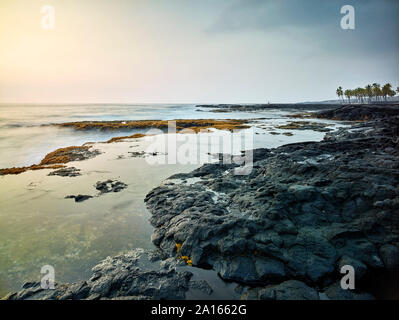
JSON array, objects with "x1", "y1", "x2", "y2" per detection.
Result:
[{"x1": 175, "y1": 243, "x2": 193, "y2": 266}]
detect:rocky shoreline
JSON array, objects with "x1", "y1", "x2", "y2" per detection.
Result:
[
  {"x1": 196, "y1": 103, "x2": 342, "y2": 112},
  {"x1": 4, "y1": 104, "x2": 399, "y2": 300},
  {"x1": 0, "y1": 119, "x2": 252, "y2": 176}
]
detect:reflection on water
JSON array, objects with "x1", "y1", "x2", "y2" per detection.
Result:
[
  {"x1": 0, "y1": 104, "x2": 345, "y2": 297},
  {"x1": 0, "y1": 142, "x2": 199, "y2": 296},
  {"x1": 0, "y1": 104, "x2": 289, "y2": 168}
]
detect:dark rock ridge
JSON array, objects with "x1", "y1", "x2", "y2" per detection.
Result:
[
  {"x1": 145, "y1": 106, "x2": 399, "y2": 299},
  {"x1": 196, "y1": 103, "x2": 342, "y2": 112},
  {"x1": 275, "y1": 121, "x2": 333, "y2": 132},
  {"x1": 315, "y1": 104, "x2": 399, "y2": 121}
]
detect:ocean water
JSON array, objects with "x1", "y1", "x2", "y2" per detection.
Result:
[
  {"x1": 0, "y1": 104, "x2": 293, "y2": 168},
  {"x1": 0, "y1": 103, "x2": 344, "y2": 296}
]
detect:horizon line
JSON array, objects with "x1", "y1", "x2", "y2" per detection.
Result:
[{"x1": 0, "y1": 100, "x2": 340, "y2": 106}]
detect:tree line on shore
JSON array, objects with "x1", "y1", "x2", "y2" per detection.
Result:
[{"x1": 336, "y1": 83, "x2": 398, "y2": 104}]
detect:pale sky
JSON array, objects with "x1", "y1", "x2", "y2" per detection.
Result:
[{"x1": 0, "y1": 0, "x2": 398, "y2": 104}]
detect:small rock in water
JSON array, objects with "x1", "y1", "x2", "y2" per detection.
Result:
[
  {"x1": 48, "y1": 167, "x2": 81, "y2": 177},
  {"x1": 65, "y1": 195, "x2": 93, "y2": 202},
  {"x1": 95, "y1": 180, "x2": 127, "y2": 193}
]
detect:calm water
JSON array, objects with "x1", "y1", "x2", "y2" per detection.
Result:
[
  {"x1": 0, "y1": 104, "x2": 342, "y2": 296},
  {"x1": 0, "y1": 104, "x2": 289, "y2": 168}
]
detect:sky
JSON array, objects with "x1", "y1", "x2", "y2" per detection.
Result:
[{"x1": 0, "y1": 0, "x2": 398, "y2": 104}]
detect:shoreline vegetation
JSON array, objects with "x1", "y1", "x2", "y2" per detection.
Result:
[
  {"x1": 3, "y1": 103, "x2": 399, "y2": 300},
  {"x1": 336, "y1": 83, "x2": 398, "y2": 104},
  {"x1": 51, "y1": 119, "x2": 251, "y2": 132},
  {"x1": 0, "y1": 146, "x2": 92, "y2": 175},
  {"x1": 0, "y1": 146, "x2": 100, "y2": 176}
]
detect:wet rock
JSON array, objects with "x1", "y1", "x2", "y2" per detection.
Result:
[
  {"x1": 5, "y1": 249, "x2": 194, "y2": 300},
  {"x1": 254, "y1": 258, "x2": 286, "y2": 282},
  {"x1": 189, "y1": 280, "x2": 213, "y2": 295},
  {"x1": 241, "y1": 280, "x2": 319, "y2": 300},
  {"x1": 338, "y1": 256, "x2": 368, "y2": 280},
  {"x1": 323, "y1": 282, "x2": 374, "y2": 300},
  {"x1": 128, "y1": 151, "x2": 167, "y2": 158},
  {"x1": 276, "y1": 121, "x2": 333, "y2": 132},
  {"x1": 216, "y1": 257, "x2": 258, "y2": 283},
  {"x1": 65, "y1": 195, "x2": 93, "y2": 202},
  {"x1": 8, "y1": 105, "x2": 399, "y2": 300},
  {"x1": 95, "y1": 180, "x2": 127, "y2": 194},
  {"x1": 315, "y1": 104, "x2": 399, "y2": 121},
  {"x1": 48, "y1": 167, "x2": 81, "y2": 177},
  {"x1": 145, "y1": 109, "x2": 399, "y2": 298},
  {"x1": 288, "y1": 185, "x2": 317, "y2": 202},
  {"x1": 379, "y1": 244, "x2": 399, "y2": 271}
]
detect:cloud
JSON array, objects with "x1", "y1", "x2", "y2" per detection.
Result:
[{"x1": 207, "y1": 0, "x2": 399, "y2": 55}]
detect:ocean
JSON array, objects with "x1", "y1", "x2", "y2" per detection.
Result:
[
  {"x1": 0, "y1": 103, "x2": 291, "y2": 168},
  {"x1": 0, "y1": 103, "x2": 342, "y2": 296}
]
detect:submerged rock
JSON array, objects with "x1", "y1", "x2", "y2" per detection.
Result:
[
  {"x1": 4, "y1": 249, "x2": 231, "y2": 300},
  {"x1": 65, "y1": 195, "x2": 93, "y2": 202},
  {"x1": 48, "y1": 167, "x2": 81, "y2": 177},
  {"x1": 95, "y1": 180, "x2": 128, "y2": 194}
]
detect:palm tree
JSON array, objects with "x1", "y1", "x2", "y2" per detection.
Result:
[
  {"x1": 336, "y1": 86, "x2": 344, "y2": 103},
  {"x1": 345, "y1": 89, "x2": 352, "y2": 104},
  {"x1": 337, "y1": 83, "x2": 397, "y2": 103},
  {"x1": 365, "y1": 85, "x2": 373, "y2": 104},
  {"x1": 352, "y1": 88, "x2": 364, "y2": 103},
  {"x1": 354, "y1": 88, "x2": 360, "y2": 103},
  {"x1": 357, "y1": 88, "x2": 366, "y2": 103},
  {"x1": 360, "y1": 88, "x2": 367, "y2": 103},
  {"x1": 382, "y1": 83, "x2": 392, "y2": 102},
  {"x1": 372, "y1": 83, "x2": 381, "y2": 102}
]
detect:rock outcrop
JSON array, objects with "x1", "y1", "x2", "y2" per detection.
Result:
[
  {"x1": 5, "y1": 105, "x2": 399, "y2": 300},
  {"x1": 144, "y1": 107, "x2": 399, "y2": 299}
]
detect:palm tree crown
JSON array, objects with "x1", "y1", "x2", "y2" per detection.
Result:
[{"x1": 337, "y1": 82, "x2": 397, "y2": 104}]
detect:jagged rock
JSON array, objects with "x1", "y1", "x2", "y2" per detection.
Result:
[
  {"x1": 189, "y1": 280, "x2": 213, "y2": 295},
  {"x1": 241, "y1": 280, "x2": 319, "y2": 300},
  {"x1": 379, "y1": 244, "x2": 399, "y2": 270},
  {"x1": 338, "y1": 256, "x2": 368, "y2": 280},
  {"x1": 7, "y1": 105, "x2": 399, "y2": 300},
  {"x1": 323, "y1": 282, "x2": 374, "y2": 300},
  {"x1": 145, "y1": 109, "x2": 399, "y2": 297},
  {"x1": 5, "y1": 249, "x2": 194, "y2": 300}
]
